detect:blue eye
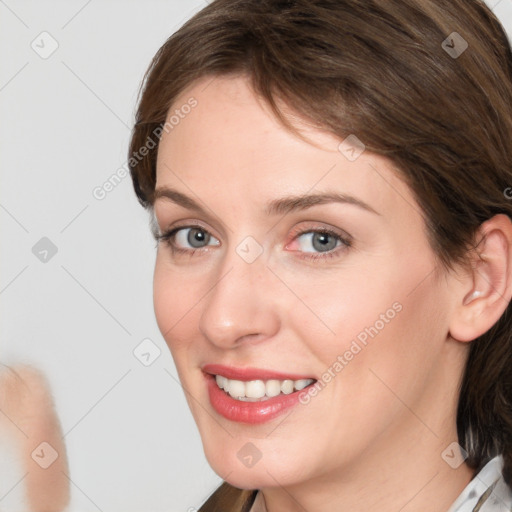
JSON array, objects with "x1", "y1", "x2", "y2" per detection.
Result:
[
  {"x1": 287, "y1": 228, "x2": 352, "y2": 262},
  {"x1": 155, "y1": 224, "x2": 352, "y2": 262},
  {"x1": 174, "y1": 227, "x2": 219, "y2": 249},
  {"x1": 295, "y1": 231, "x2": 341, "y2": 253},
  {"x1": 155, "y1": 226, "x2": 220, "y2": 253}
]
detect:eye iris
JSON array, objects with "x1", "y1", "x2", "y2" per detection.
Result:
[
  {"x1": 188, "y1": 228, "x2": 209, "y2": 248},
  {"x1": 312, "y1": 232, "x2": 337, "y2": 252}
]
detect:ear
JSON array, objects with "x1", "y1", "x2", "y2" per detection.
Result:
[{"x1": 449, "y1": 213, "x2": 512, "y2": 342}]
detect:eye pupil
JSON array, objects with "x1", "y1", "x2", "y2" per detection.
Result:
[
  {"x1": 312, "y1": 232, "x2": 337, "y2": 252},
  {"x1": 188, "y1": 228, "x2": 209, "y2": 248}
]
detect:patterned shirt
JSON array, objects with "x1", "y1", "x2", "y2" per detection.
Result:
[{"x1": 248, "y1": 455, "x2": 512, "y2": 512}]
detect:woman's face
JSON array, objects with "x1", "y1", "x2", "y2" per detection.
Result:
[{"x1": 152, "y1": 75, "x2": 465, "y2": 489}]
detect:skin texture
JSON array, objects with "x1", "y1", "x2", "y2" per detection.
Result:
[
  {"x1": 0, "y1": 365, "x2": 70, "y2": 512},
  {"x1": 152, "y1": 74, "x2": 512, "y2": 511}
]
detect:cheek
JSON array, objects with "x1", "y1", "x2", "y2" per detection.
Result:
[
  {"x1": 152, "y1": 254, "x2": 201, "y2": 352},
  {"x1": 283, "y1": 251, "x2": 446, "y2": 409},
  {"x1": 277, "y1": 263, "x2": 403, "y2": 362},
  {"x1": 269, "y1": 265, "x2": 446, "y2": 470}
]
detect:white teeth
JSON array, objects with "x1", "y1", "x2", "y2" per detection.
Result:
[
  {"x1": 265, "y1": 379, "x2": 281, "y2": 397},
  {"x1": 214, "y1": 375, "x2": 315, "y2": 401},
  {"x1": 245, "y1": 380, "x2": 266, "y2": 398},
  {"x1": 281, "y1": 379, "x2": 294, "y2": 395},
  {"x1": 227, "y1": 379, "x2": 245, "y2": 399},
  {"x1": 294, "y1": 379, "x2": 311, "y2": 391},
  {"x1": 215, "y1": 375, "x2": 227, "y2": 390}
]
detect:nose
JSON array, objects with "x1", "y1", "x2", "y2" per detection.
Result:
[{"x1": 198, "y1": 245, "x2": 280, "y2": 349}]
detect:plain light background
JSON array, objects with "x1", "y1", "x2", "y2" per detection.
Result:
[{"x1": 1, "y1": 1, "x2": 511, "y2": 511}]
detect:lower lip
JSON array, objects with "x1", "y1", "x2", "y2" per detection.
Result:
[{"x1": 205, "y1": 373, "x2": 313, "y2": 424}]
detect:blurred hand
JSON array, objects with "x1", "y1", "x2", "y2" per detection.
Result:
[{"x1": 0, "y1": 364, "x2": 70, "y2": 512}]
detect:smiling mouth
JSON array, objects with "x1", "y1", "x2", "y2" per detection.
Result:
[{"x1": 214, "y1": 374, "x2": 317, "y2": 402}]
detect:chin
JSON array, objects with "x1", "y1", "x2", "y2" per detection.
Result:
[
  {"x1": 204, "y1": 442, "x2": 304, "y2": 490},
  {"x1": 222, "y1": 466, "x2": 292, "y2": 491}
]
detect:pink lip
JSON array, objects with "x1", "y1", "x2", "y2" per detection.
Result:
[
  {"x1": 202, "y1": 364, "x2": 317, "y2": 424},
  {"x1": 201, "y1": 363, "x2": 314, "y2": 381}
]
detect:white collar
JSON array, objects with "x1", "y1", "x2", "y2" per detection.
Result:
[{"x1": 447, "y1": 455, "x2": 512, "y2": 512}]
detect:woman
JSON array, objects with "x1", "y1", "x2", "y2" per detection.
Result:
[{"x1": 128, "y1": 0, "x2": 512, "y2": 510}]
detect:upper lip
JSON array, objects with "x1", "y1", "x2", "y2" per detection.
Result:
[{"x1": 202, "y1": 363, "x2": 316, "y2": 381}]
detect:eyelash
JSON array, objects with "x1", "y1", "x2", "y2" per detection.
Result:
[{"x1": 155, "y1": 224, "x2": 352, "y2": 262}]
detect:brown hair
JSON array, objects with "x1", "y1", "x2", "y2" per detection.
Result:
[{"x1": 128, "y1": 0, "x2": 512, "y2": 509}]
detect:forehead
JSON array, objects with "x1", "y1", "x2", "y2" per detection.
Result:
[{"x1": 155, "y1": 75, "x2": 417, "y2": 223}]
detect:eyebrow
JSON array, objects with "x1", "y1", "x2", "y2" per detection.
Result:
[{"x1": 153, "y1": 186, "x2": 380, "y2": 217}]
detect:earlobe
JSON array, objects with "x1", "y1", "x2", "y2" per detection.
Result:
[{"x1": 449, "y1": 214, "x2": 512, "y2": 343}]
